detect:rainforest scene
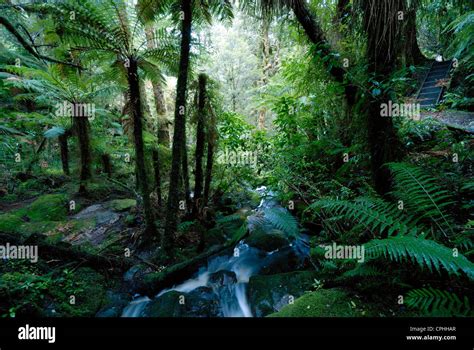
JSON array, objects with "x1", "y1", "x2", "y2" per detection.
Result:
[{"x1": 0, "y1": 0, "x2": 473, "y2": 325}]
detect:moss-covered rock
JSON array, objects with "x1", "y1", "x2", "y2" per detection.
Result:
[
  {"x1": 26, "y1": 194, "x2": 68, "y2": 221},
  {"x1": 104, "y1": 199, "x2": 136, "y2": 212},
  {"x1": 96, "y1": 291, "x2": 131, "y2": 317},
  {"x1": 204, "y1": 227, "x2": 227, "y2": 247},
  {"x1": 143, "y1": 287, "x2": 221, "y2": 317},
  {"x1": 247, "y1": 270, "x2": 319, "y2": 317},
  {"x1": 0, "y1": 213, "x2": 24, "y2": 233},
  {"x1": 268, "y1": 289, "x2": 364, "y2": 317},
  {"x1": 20, "y1": 221, "x2": 62, "y2": 235},
  {"x1": 143, "y1": 291, "x2": 185, "y2": 317},
  {"x1": 244, "y1": 229, "x2": 289, "y2": 252}
]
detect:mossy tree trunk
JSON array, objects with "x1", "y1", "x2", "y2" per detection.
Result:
[
  {"x1": 289, "y1": 0, "x2": 357, "y2": 147},
  {"x1": 74, "y1": 110, "x2": 92, "y2": 194},
  {"x1": 182, "y1": 135, "x2": 191, "y2": 213},
  {"x1": 145, "y1": 24, "x2": 166, "y2": 208},
  {"x1": 257, "y1": 18, "x2": 271, "y2": 130},
  {"x1": 58, "y1": 133, "x2": 69, "y2": 176},
  {"x1": 126, "y1": 57, "x2": 156, "y2": 237},
  {"x1": 164, "y1": 0, "x2": 192, "y2": 253},
  {"x1": 145, "y1": 25, "x2": 170, "y2": 147},
  {"x1": 404, "y1": 4, "x2": 425, "y2": 66},
  {"x1": 362, "y1": 0, "x2": 403, "y2": 195},
  {"x1": 152, "y1": 150, "x2": 162, "y2": 208},
  {"x1": 203, "y1": 106, "x2": 217, "y2": 207},
  {"x1": 101, "y1": 153, "x2": 112, "y2": 178},
  {"x1": 193, "y1": 74, "x2": 207, "y2": 216}
]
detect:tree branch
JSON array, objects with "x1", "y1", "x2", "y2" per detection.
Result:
[{"x1": 0, "y1": 15, "x2": 82, "y2": 69}]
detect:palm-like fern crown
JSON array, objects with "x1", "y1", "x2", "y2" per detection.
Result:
[
  {"x1": 32, "y1": 0, "x2": 182, "y2": 85},
  {"x1": 3, "y1": 64, "x2": 117, "y2": 106}
]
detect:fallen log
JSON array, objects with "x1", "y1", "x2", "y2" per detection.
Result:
[
  {"x1": 0, "y1": 231, "x2": 131, "y2": 272},
  {"x1": 137, "y1": 227, "x2": 249, "y2": 296}
]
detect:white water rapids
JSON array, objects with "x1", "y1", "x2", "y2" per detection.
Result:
[{"x1": 121, "y1": 187, "x2": 308, "y2": 317}]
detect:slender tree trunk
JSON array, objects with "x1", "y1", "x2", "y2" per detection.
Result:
[
  {"x1": 58, "y1": 134, "x2": 69, "y2": 175},
  {"x1": 193, "y1": 74, "x2": 207, "y2": 216},
  {"x1": 74, "y1": 113, "x2": 91, "y2": 193},
  {"x1": 203, "y1": 134, "x2": 214, "y2": 207},
  {"x1": 145, "y1": 24, "x2": 170, "y2": 147},
  {"x1": 152, "y1": 150, "x2": 162, "y2": 208},
  {"x1": 203, "y1": 106, "x2": 217, "y2": 207},
  {"x1": 182, "y1": 135, "x2": 191, "y2": 213},
  {"x1": 362, "y1": 0, "x2": 403, "y2": 195},
  {"x1": 101, "y1": 153, "x2": 112, "y2": 178},
  {"x1": 126, "y1": 57, "x2": 156, "y2": 237},
  {"x1": 26, "y1": 137, "x2": 47, "y2": 174},
  {"x1": 164, "y1": 0, "x2": 192, "y2": 253},
  {"x1": 258, "y1": 19, "x2": 271, "y2": 130}
]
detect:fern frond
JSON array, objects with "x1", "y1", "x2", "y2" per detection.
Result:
[
  {"x1": 263, "y1": 207, "x2": 299, "y2": 238},
  {"x1": 365, "y1": 236, "x2": 474, "y2": 279},
  {"x1": 405, "y1": 288, "x2": 472, "y2": 316},
  {"x1": 309, "y1": 198, "x2": 421, "y2": 237},
  {"x1": 388, "y1": 162, "x2": 455, "y2": 238},
  {"x1": 342, "y1": 264, "x2": 386, "y2": 278}
]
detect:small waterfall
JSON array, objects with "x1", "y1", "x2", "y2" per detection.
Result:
[
  {"x1": 148, "y1": 241, "x2": 261, "y2": 317},
  {"x1": 121, "y1": 186, "x2": 308, "y2": 317},
  {"x1": 121, "y1": 296, "x2": 151, "y2": 317}
]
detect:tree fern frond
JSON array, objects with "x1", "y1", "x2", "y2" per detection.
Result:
[{"x1": 365, "y1": 236, "x2": 474, "y2": 279}]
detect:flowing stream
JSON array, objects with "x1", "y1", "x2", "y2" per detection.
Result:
[{"x1": 121, "y1": 187, "x2": 309, "y2": 317}]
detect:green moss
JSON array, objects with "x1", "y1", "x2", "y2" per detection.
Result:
[
  {"x1": 105, "y1": 199, "x2": 136, "y2": 212},
  {"x1": 125, "y1": 214, "x2": 136, "y2": 226},
  {"x1": 20, "y1": 221, "x2": 61, "y2": 235},
  {"x1": 245, "y1": 229, "x2": 289, "y2": 251},
  {"x1": 2, "y1": 193, "x2": 18, "y2": 202},
  {"x1": 204, "y1": 227, "x2": 227, "y2": 247},
  {"x1": 0, "y1": 213, "x2": 24, "y2": 233},
  {"x1": 268, "y1": 289, "x2": 366, "y2": 317},
  {"x1": 18, "y1": 179, "x2": 43, "y2": 193},
  {"x1": 143, "y1": 291, "x2": 185, "y2": 317},
  {"x1": 248, "y1": 271, "x2": 319, "y2": 317},
  {"x1": 69, "y1": 217, "x2": 96, "y2": 232},
  {"x1": 26, "y1": 194, "x2": 68, "y2": 221},
  {"x1": 52, "y1": 267, "x2": 107, "y2": 317}
]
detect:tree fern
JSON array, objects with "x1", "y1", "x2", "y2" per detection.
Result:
[
  {"x1": 262, "y1": 207, "x2": 299, "y2": 238},
  {"x1": 388, "y1": 162, "x2": 455, "y2": 238},
  {"x1": 308, "y1": 198, "x2": 421, "y2": 237},
  {"x1": 365, "y1": 236, "x2": 474, "y2": 279},
  {"x1": 405, "y1": 288, "x2": 472, "y2": 316}
]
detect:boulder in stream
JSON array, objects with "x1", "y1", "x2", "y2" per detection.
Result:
[
  {"x1": 244, "y1": 229, "x2": 289, "y2": 252},
  {"x1": 143, "y1": 287, "x2": 222, "y2": 317},
  {"x1": 247, "y1": 270, "x2": 319, "y2": 317}
]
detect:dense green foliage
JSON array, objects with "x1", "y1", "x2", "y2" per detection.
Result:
[{"x1": 0, "y1": 0, "x2": 472, "y2": 319}]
